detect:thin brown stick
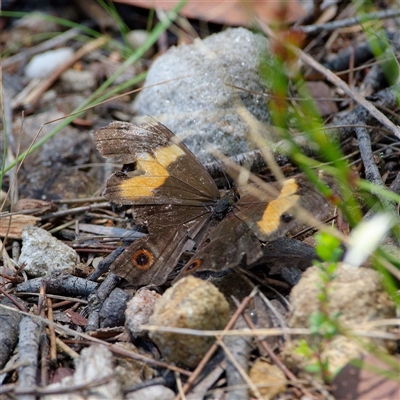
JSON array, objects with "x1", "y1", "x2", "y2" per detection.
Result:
[
  {"x1": 19, "y1": 36, "x2": 108, "y2": 109},
  {"x1": 55, "y1": 337, "x2": 80, "y2": 359},
  {"x1": 298, "y1": 8, "x2": 400, "y2": 35},
  {"x1": 17, "y1": 293, "x2": 88, "y2": 304},
  {"x1": 0, "y1": 286, "x2": 27, "y2": 312},
  {"x1": 0, "y1": 360, "x2": 30, "y2": 376},
  {"x1": 174, "y1": 371, "x2": 186, "y2": 400},
  {"x1": 38, "y1": 284, "x2": 47, "y2": 317},
  {"x1": 39, "y1": 202, "x2": 110, "y2": 221},
  {"x1": 53, "y1": 196, "x2": 105, "y2": 205},
  {"x1": 0, "y1": 383, "x2": 16, "y2": 395},
  {"x1": 51, "y1": 300, "x2": 76, "y2": 310},
  {"x1": 38, "y1": 285, "x2": 49, "y2": 387},
  {"x1": 46, "y1": 299, "x2": 58, "y2": 365}
]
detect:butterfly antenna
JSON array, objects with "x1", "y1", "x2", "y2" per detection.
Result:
[
  {"x1": 210, "y1": 155, "x2": 232, "y2": 190},
  {"x1": 222, "y1": 167, "x2": 232, "y2": 190}
]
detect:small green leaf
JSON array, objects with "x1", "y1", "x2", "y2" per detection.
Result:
[{"x1": 315, "y1": 232, "x2": 342, "y2": 262}]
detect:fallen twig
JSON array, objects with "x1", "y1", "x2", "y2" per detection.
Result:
[
  {"x1": 298, "y1": 8, "x2": 400, "y2": 35},
  {"x1": 0, "y1": 296, "x2": 25, "y2": 369},
  {"x1": 16, "y1": 275, "x2": 99, "y2": 297},
  {"x1": 15, "y1": 315, "x2": 43, "y2": 400},
  {"x1": 15, "y1": 36, "x2": 109, "y2": 110},
  {"x1": 2, "y1": 24, "x2": 94, "y2": 70}
]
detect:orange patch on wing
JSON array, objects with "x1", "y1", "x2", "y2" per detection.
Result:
[
  {"x1": 119, "y1": 144, "x2": 185, "y2": 198},
  {"x1": 257, "y1": 179, "x2": 300, "y2": 234}
]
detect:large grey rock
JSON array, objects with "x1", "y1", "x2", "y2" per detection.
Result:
[{"x1": 132, "y1": 27, "x2": 272, "y2": 163}]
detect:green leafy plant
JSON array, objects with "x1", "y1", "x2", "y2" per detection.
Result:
[
  {"x1": 291, "y1": 232, "x2": 343, "y2": 382},
  {"x1": 294, "y1": 339, "x2": 331, "y2": 377},
  {"x1": 257, "y1": 3, "x2": 400, "y2": 384}
]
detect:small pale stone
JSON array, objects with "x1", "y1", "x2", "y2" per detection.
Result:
[
  {"x1": 321, "y1": 336, "x2": 366, "y2": 376},
  {"x1": 25, "y1": 47, "x2": 74, "y2": 79},
  {"x1": 281, "y1": 337, "x2": 367, "y2": 378},
  {"x1": 19, "y1": 225, "x2": 78, "y2": 277},
  {"x1": 75, "y1": 345, "x2": 121, "y2": 397},
  {"x1": 289, "y1": 264, "x2": 396, "y2": 330},
  {"x1": 126, "y1": 385, "x2": 175, "y2": 400},
  {"x1": 283, "y1": 263, "x2": 396, "y2": 376},
  {"x1": 125, "y1": 288, "x2": 161, "y2": 337},
  {"x1": 114, "y1": 342, "x2": 155, "y2": 388},
  {"x1": 14, "y1": 12, "x2": 60, "y2": 33},
  {"x1": 249, "y1": 359, "x2": 287, "y2": 400},
  {"x1": 126, "y1": 30, "x2": 154, "y2": 58},
  {"x1": 42, "y1": 345, "x2": 123, "y2": 400},
  {"x1": 148, "y1": 276, "x2": 230, "y2": 368},
  {"x1": 127, "y1": 30, "x2": 149, "y2": 48}
]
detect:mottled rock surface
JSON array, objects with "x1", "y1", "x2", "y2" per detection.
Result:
[
  {"x1": 133, "y1": 27, "x2": 272, "y2": 163},
  {"x1": 148, "y1": 276, "x2": 230, "y2": 368},
  {"x1": 19, "y1": 225, "x2": 78, "y2": 277}
]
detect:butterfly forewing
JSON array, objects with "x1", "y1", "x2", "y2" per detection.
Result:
[{"x1": 93, "y1": 121, "x2": 220, "y2": 206}]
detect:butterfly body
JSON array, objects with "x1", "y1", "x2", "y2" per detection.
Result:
[{"x1": 93, "y1": 120, "x2": 332, "y2": 286}]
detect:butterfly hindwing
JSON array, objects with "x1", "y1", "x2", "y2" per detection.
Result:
[
  {"x1": 111, "y1": 210, "x2": 213, "y2": 285},
  {"x1": 112, "y1": 226, "x2": 194, "y2": 286},
  {"x1": 178, "y1": 214, "x2": 263, "y2": 278}
]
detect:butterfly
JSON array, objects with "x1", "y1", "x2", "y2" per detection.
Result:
[{"x1": 93, "y1": 120, "x2": 333, "y2": 285}]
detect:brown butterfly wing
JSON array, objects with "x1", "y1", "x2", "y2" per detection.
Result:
[
  {"x1": 177, "y1": 214, "x2": 263, "y2": 278},
  {"x1": 111, "y1": 209, "x2": 213, "y2": 285},
  {"x1": 93, "y1": 121, "x2": 220, "y2": 206},
  {"x1": 178, "y1": 176, "x2": 334, "y2": 277},
  {"x1": 111, "y1": 206, "x2": 213, "y2": 285},
  {"x1": 234, "y1": 177, "x2": 333, "y2": 241},
  {"x1": 93, "y1": 120, "x2": 220, "y2": 285},
  {"x1": 111, "y1": 225, "x2": 195, "y2": 286}
]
